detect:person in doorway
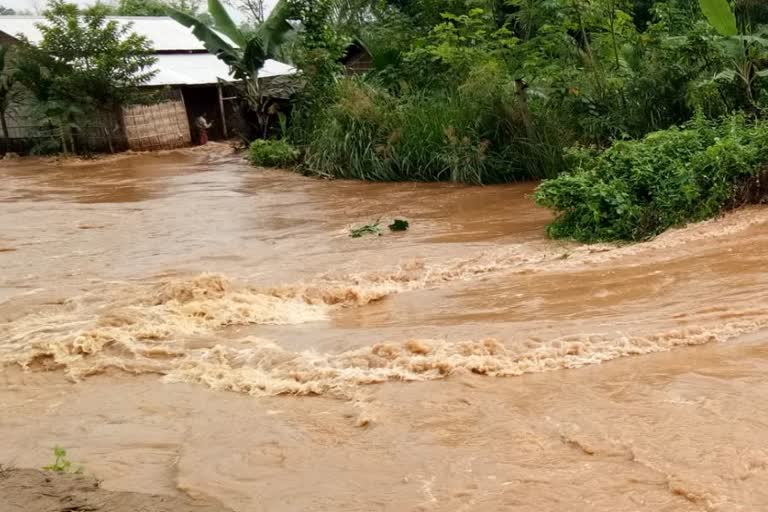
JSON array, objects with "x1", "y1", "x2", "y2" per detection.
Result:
[{"x1": 194, "y1": 114, "x2": 213, "y2": 145}]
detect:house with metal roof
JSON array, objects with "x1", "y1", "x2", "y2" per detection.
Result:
[{"x1": 0, "y1": 16, "x2": 296, "y2": 152}]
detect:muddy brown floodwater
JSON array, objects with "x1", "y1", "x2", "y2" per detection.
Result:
[{"x1": 3, "y1": 145, "x2": 768, "y2": 511}]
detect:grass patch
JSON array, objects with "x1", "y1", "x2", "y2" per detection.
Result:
[{"x1": 297, "y1": 77, "x2": 566, "y2": 184}]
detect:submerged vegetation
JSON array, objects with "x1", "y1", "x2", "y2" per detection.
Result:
[
  {"x1": 348, "y1": 218, "x2": 410, "y2": 237},
  {"x1": 389, "y1": 219, "x2": 409, "y2": 231},
  {"x1": 349, "y1": 219, "x2": 383, "y2": 238},
  {"x1": 42, "y1": 446, "x2": 83, "y2": 474}
]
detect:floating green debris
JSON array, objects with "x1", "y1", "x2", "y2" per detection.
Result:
[
  {"x1": 349, "y1": 219, "x2": 382, "y2": 238},
  {"x1": 388, "y1": 219, "x2": 410, "y2": 232}
]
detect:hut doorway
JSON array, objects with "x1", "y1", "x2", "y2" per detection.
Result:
[{"x1": 181, "y1": 86, "x2": 226, "y2": 142}]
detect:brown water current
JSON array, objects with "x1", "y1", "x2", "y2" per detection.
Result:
[{"x1": 2, "y1": 145, "x2": 768, "y2": 511}]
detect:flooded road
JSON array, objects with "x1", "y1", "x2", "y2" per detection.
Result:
[{"x1": 2, "y1": 146, "x2": 768, "y2": 511}]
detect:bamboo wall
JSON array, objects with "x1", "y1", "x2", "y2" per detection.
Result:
[{"x1": 122, "y1": 96, "x2": 191, "y2": 151}]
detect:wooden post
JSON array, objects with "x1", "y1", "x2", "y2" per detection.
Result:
[{"x1": 218, "y1": 82, "x2": 228, "y2": 139}]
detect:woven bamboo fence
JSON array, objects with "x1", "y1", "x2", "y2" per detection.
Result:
[{"x1": 122, "y1": 98, "x2": 191, "y2": 151}]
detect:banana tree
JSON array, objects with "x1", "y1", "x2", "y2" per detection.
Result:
[
  {"x1": 169, "y1": 0, "x2": 294, "y2": 137},
  {"x1": 699, "y1": 0, "x2": 768, "y2": 111}
]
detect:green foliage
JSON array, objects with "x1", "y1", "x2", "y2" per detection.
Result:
[
  {"x1": 404, "y1": 7, "x2": 518, "y2": 83},
  {"x1": 289, "y1": 0, "x2": 351, "y2": 77},
  {"x1": 349, "y1": 219, "x2": 382, "y2": 238},
  {"x1": 31, "y1": 2, "x2": 157, "y2": 107},
  {"x1": 698, "y1": 0, "x2": 737, "y2": 36},
  {"x1": 286, "y1": 0, "x2": 360, "y2": 152},
  {"x1": 298, "y1": 71, "x2": 565, "y2": 183},
  {"x1": 277, "y1": 0, "x2": 768, "y2": 246},
  {"x1": 248, "y1": 138, "x2": 300, "y2": 167},
  {"x1": 690, "y1": 0, "x2": 768, "y2": 114},
  {"x1": 388, "y1": 218, "x2": 409, "y2": 231},
  {"x1": 535, "y1": 116, "x2": 768, "y2": 242},
  {"x1": 43, "y1": 446, "x2": 83, "y2": 474},
  {"x1": 288, "y1": 0, "x2": 737, "y2": 184}
]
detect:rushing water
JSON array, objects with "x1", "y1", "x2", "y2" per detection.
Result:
[{"x1": 3, "y1": 145, "x2": 768, "y2": 511}]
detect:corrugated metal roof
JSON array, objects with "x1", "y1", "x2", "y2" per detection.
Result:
[
  {"x1": 0, "y1": 15, "x2": 297, "y2": 86},
  {"x1": 0, "y1": 15, "x2": 235, "y2": 51},
  {"x1": 148, "y1": 54, "x2": 296, "y2": 86}
]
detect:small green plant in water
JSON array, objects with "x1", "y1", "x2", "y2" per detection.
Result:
[
  {"x1": 388, "y1": 219, "x2": 409, "y2": 232},
  {"x1": 349, "y1": 219, "x2": 382, "y2": 238},
  {"x1": 43, "y1": 446, "x2": 83, "y2": 474}
]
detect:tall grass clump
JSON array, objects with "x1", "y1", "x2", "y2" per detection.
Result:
[
  {"x1": 534, "y1": 115, "x2": 768, "y2": 242},
  {"x1": 298, "y1": 75, "x2": 567, "y2": 184}
]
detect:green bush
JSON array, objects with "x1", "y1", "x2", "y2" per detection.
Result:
[
  {"x1": 534, "y1": 116, "x2": 768, "y2": 242},
  {"x1": 247, "y1": 139, "x2": 300, "y2": 168}
]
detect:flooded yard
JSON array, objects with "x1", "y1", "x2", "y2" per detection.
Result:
[{"x1": 2, "y1": 146, "x2": 768, "y2": 511}]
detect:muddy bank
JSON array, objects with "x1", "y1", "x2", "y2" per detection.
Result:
[{"x1": 0, "y1": 468, "x2": 230, "y2": 512}]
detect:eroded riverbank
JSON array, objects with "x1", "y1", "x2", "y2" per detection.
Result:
[{"x1": 2, "y1": 147, "x2": 768, "y2": 510}]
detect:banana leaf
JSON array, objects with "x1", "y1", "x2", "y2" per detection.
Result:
[
  {"x1": 256, "y1": 0, "x2": 294, "y2": 56},
  {"x1": 698, "y1": 0, "x2": 737, "y2": 37},
  {"x1": 168, "y1": 9, "x2": 240, "y2": 68},
  {"x1": 206, "y1": 0, "x2": 246, "y2": 47}
]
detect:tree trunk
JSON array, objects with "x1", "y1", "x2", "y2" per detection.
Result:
[{"x1": 0, "y1": 110, "x2": 8, "y2": 139}]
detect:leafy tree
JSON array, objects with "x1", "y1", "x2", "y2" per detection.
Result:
[
  {"x1": 405, "y1": 7, "x2": 518, "y2": 82},
  {"x1": 0, "y1": 5, "x2": 15, "y2": 15},
  {"x1": 14, "y1": 1, "x2": 157, "y2": 152},
  {"x1": 290, "y1": 0, "x2": 351, "y2": 77}
]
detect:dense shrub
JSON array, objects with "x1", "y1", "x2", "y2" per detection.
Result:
[
  {"x1": 248, "y1": 139, "x2": 300, "y2": 168},
  {"x1": 534, "y1": 116, "x2": 768, "y2": 242}
]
